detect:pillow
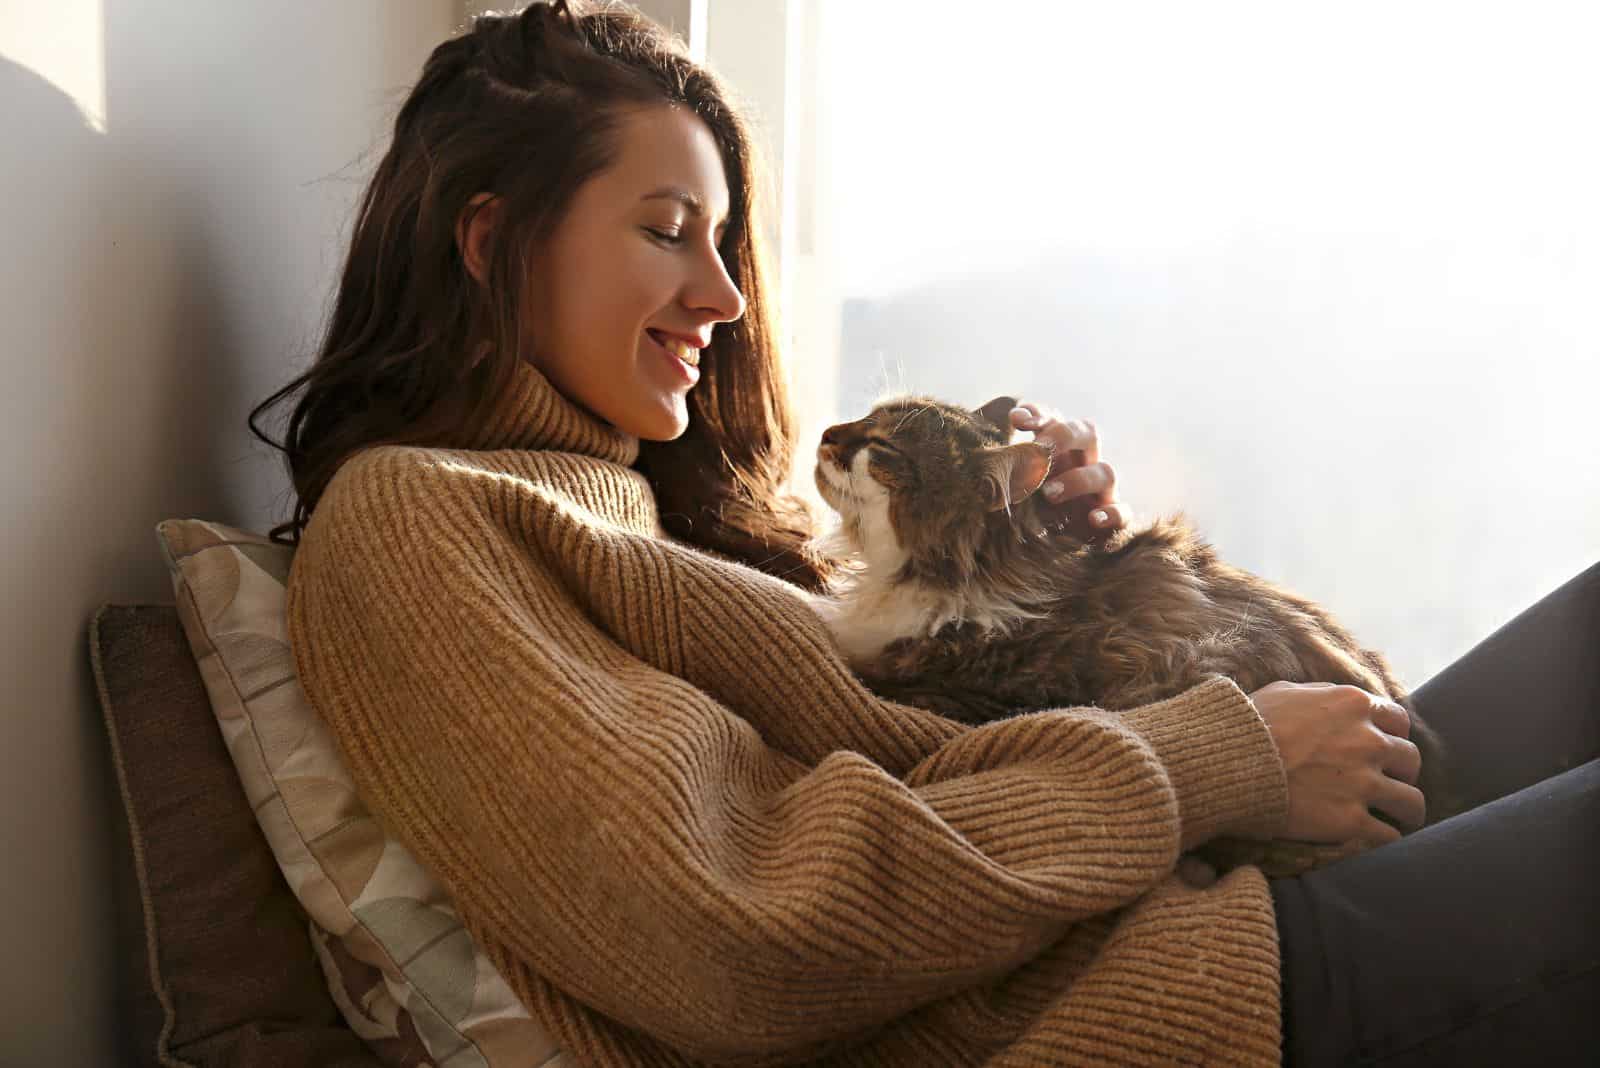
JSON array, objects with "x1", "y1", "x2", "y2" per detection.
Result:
[
  {"x1": 91, "y1": 603, "x2": 385, "y2": 1067},
  {"x1": 156, "y1": 519, "x2": 567, "y2": 1068}
]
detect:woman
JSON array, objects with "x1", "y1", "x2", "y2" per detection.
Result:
[{"x1": 253, "y1": 3, "x2": 1597, "y2": 1064}]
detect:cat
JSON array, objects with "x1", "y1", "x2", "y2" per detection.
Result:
[{"x1": 810, "y1": 394, "x2": 1458, "y2": 876}]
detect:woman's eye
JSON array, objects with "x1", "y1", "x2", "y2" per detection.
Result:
[{"x1": 644, "y1": 227, "x2": 683, "y2": 246}]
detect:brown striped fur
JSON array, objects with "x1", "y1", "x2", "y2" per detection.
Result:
[{"x1": 813, "y1": 394, "x2": 1458, "y2": 851}]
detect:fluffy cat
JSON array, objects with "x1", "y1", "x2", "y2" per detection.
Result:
[{"x1": 811, "y1": 394, "x2": 1457, "y2": 875}]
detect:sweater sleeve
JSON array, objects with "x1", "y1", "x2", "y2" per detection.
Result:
[{"x1": 287, "y1": 452, "x2": 1288, "y2": 1063}]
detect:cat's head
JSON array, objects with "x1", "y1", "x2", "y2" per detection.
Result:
[{"x1": 813, "y1": 395, "x2": 1054, "y2": 573}]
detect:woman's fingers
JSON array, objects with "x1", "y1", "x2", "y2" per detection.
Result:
[
  {"x1": 1369, "y1": 695, "x2": 1412, "y2": 740},
  {"x1": 1086, "y1": 501, "x2": 1130, "y2": 530},
  {"x1": 1010, "y1": 402, "x2": 1126, "y2": 533},
  {"x1": 1369, "y1": 773, "x2": 1428, "y2": 834},
  {"x1": 1381, "y1": 733, "x2": 1423, "y2": 786},
  {"x1": 1010, "y1": 404, "x2": 1101, "y2": 466},
  {"x1": 1008, "y1": 404, "x2": 1044, "y2": 435},
  {"x1": 1255, "y1": 681, "x2": 1435, "y2": 845},
  {"x1": 1045, "y1": 460, "x2": 1116, "y2": 503},
  {"x1": 1358, "y1": 814, "x2": 1406, "y2": 849}
]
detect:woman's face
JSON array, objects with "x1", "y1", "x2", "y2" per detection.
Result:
[{"x1": 525, "y1": 103, "x2": 746, "y2": 441}]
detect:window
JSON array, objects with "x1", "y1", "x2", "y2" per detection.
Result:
[{"x1": 811, "y1": 0, "x2": 1600, "y2": 686}]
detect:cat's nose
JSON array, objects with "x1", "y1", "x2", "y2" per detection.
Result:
[{"x1": 819, "y1": 423, "x2": 848, "y2": 465}]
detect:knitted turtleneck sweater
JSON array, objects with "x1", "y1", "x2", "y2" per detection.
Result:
[{"x1": 287, "y1": 359, "x2": 1292, "y2": 1066}]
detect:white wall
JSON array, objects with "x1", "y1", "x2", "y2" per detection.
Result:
[{"x1": 0, "y1": 3, "x2": 458, "y2": 1062}]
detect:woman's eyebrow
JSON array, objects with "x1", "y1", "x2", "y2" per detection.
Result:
[{"x1": 641, "y1": 186, "x2": 729, "y2": 229}]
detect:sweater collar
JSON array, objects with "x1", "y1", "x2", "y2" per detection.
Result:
[{"x1": 459, "y1": 357, "x2": 641, "y2": 465}]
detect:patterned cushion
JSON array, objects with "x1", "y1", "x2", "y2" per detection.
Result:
[{"x1": 157, "y1": 519, "x2": 568, "y2": 1068}]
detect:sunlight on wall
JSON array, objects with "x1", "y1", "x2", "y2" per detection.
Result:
[
  {"x1": 820, "y1": 0, "x2": 1600, "y2": 685},
  {"x1": 0, "y1": 0, "x2": 106, "y2": 130}
]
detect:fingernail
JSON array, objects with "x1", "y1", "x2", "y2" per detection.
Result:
[
  {"x1": 1091, "y1": 509, "x2": 1108, "y2": 524},
  {"x1": 1043, "y1": 482, "x2": 1065, "y2": 501},
  {"x1": 1009, "y1": 407, "x2": 1032, "y2": 426}
]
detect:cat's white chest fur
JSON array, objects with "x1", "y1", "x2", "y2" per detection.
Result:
[
  {"x1": 814, "y1": 573, "x2": 951, "y2": 664},
  {"x1": 813, "y1": 449, "x2": 1041, "y2": 664}
]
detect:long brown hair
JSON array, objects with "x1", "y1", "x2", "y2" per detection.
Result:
[{"x1": 249, "y1": 0, "x2": 831, "y2": 588}]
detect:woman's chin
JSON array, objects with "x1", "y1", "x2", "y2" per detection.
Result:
[
  {"x1": 616, "y1": 395, "x2": 691, "y2": 442},
  {"x1": 636, "y1": 424, "x2": 689, "y2": 443}
]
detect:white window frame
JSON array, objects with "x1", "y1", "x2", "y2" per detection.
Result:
[{"x1": 647, "y1": 0, "x2": 840, "y2": 488}]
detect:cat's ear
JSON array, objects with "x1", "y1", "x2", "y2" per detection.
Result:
[
  {"x1": 981, "y1": 441, "x2": 1054, "y2": 512},
  {"x1": 973, "y1": 396, "x2": 1020, "y2": 437}
]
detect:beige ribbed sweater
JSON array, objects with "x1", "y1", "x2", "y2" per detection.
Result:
[{"x1": 287, "y1": 359, "x2": 1293, "y2": 1067}]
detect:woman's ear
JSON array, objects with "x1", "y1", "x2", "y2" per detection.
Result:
[{"x1": 456, "y1": 193, "x2": 503, "y2": 286}]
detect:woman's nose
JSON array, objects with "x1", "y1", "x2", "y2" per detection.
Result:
[
  {"x1": 716, "y1": 277, "x2": 747, "y2": 323},
  {"x1": 688, "y1": 249, "x2": 746, "y2": 324}
]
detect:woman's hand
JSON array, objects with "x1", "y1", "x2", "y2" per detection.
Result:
[
  {"x1": 1250, "y1": 681, "x2": 1427, "y2": 848},
  {"x1": 1009, "y1": 402, "x2": 1126, "y2": 540}
]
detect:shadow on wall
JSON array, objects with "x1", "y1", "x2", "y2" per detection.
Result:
[
  {"x1": 0, "y1": 53, "x2": 133, "y2": 1068},
  {"x1": 0, "y1": 10, "x2": 378, "y2": 1063},
  {"x1": 6, "y1": 8, "x2": 460, "y2": 1062},
  {"x1": 98, "y1": 0, "x2": 298, "y2": 541},
  {"x1": 1, "y1": 53, "x2": 247, "y2": 602},
  {"x1": 92, "y1": 0, "x2": 466, "y2": 538},
  {"x1": 3, "y1": 41, "x2": 252, "y2": 1063}
]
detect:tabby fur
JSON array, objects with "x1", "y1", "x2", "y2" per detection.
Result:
[{"x1": 812, "y1": 394, "x2": 1457, "y2": 872}]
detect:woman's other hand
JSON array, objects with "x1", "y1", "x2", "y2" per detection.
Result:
[
  {"x1": 1009, "y1": 402, "x2": 1125, "y2": 540},
  {"x1": 1250, "y1": 681, "x2": 1427, "y2": 847}
]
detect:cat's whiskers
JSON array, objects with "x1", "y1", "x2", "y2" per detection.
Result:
[
  {"x1": 867, "y1": 353, "x2": 909, "y2": 408},
  {"x1": 892, "y1": 402, "x2": 936, "y2": 437}
]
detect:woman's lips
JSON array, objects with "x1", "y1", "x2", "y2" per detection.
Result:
[
  {"x1": 645, "y1": 329, "x2": 701, "y2": 384},
  {"x1": 647, "y1": 329, "x2": 701, "y2": 367}
]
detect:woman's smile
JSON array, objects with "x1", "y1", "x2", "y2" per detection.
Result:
[{"x1": 644, "y1": 328, "x2": 702, "y2": 384}]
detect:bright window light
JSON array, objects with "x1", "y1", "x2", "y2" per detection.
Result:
[{"x1": 819, "y1": 0, "x2": 1600, "y2": 686}]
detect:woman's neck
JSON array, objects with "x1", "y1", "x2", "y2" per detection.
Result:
[{"x1": 458, "y1": 357, "x2": 640, "y2": 464}]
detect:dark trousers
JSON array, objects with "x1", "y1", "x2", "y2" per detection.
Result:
[{"x1": 1271, "y1": 562, "x2": 1600, "y2": 1065}]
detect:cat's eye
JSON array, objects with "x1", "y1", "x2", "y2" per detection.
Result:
[
  {"x1": 865, "y1": 437, "x2": 907, "y2": 460},
  {"x1": 865, "y1": 439, "x2": 913, "y2": 479}
]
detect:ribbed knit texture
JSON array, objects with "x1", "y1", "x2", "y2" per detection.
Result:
[{"x1": 287, "y1": 359, "x2": 1292, "y2": 1067}]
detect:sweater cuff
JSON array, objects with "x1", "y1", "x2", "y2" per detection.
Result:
[{"x1": 1117, "y1": 676, "x2": 1289, "y2": 850}]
